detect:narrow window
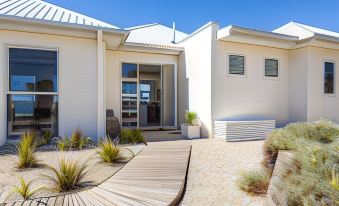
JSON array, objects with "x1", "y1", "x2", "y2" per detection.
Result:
[
  {"x1": 229, "y1": 55, "x2": 245, "y2": 75},
  {"x1": 324, "y1": 62, "x2": 335, "y2": 94},
  {"x1": 265, "y1": 59, "x2": 279, "y2": 77}
]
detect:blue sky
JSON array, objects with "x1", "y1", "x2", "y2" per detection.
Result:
[{"x1": 47, "y1": 0, "x2": 339, "y2": 34}]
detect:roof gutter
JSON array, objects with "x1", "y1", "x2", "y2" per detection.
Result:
[{"x1": 221, "y1": 25, "x2": 299, "y2": 41}]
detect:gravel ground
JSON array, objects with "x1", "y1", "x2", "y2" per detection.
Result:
[
  {"x1": 0, "y1": 144, "x2": 144, "y2": 202},
  {"x1": 180, "y1": 138, "x2": 267, "y2": 206}
]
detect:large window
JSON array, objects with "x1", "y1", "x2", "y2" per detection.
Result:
[
  {"x1": 265, "y1": 59, "x2": 279, "y2": 77},
  {"x1": 324, "y1": 62, "x2": 335, "y2": 94},
  {"x1": 229, "y1": 55, "x2": 245, "y2": 75},
  {"x1": 8, "y1": 48, "x2": 58, "y2": 137}
]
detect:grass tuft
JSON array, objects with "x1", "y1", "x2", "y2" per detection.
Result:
[
  {"x1": 10, "y1": 176, "x2": 42, "y2": 200},
  {"x1": 237, "y1": 170, "x2": 270, "y2": 195},
  {"x1": 184, "y1": 111, "x2": 199, "y2": 126},
  {"x1": 119, "y1": 128, "x2": 147, "y2": 145},
  {"x1": 15, "y1": 131, "x2": 39, "y2": 169},
  {"x1": 56, "y1": 129, "x2": 92, "y2": 151},
  {"x1": 42, "y1": 155, "x2": 89, "y2": 192},
  {"x1": 98, "y1": 137, "x2": 134, "y2": 163}
]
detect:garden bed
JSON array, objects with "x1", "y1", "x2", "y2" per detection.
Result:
[
  {"x1": 238, "y1": 120, "x2": 339, "y2": 205},
  {"x1": 0, "y1": 145, "x2": 144, "y2": 202}
]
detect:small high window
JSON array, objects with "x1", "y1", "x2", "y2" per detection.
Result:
[
  {"x1": 324, "y1": 62, "x2": 335, "y2": 94},
  {"x1": 229, "y1": 55, "x2": 245, "y2": 75},
  {"x1": 265, "y1": 59, "x2": 279, "y2": 77}
]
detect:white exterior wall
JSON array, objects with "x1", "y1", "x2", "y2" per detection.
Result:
[
  {"x1": 307, "y1": 47, "x2": 339, "y2": 123},
  {"x1": 0, "y1": 30, "x2": 99, "y2": 143},
  {"x1": 289, "y1": 48, "x2": 309, "y2": 122},
  {"x1": 213, "y1": 41, "x2": 290, "y2": 127},
  {"x1": 105, "y1": 50, "x2": 182, "y2": 126},
  {"x1": 181, "y1": 23, "x2": 218, "y2": 137}
]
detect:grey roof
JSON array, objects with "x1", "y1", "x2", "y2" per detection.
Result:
[
  {"x1": 125, "y1": 23, "x2": 188, "y2": 48},
  {"x1": 0, "y1": 0, "x2": 119, "y2": 29}
]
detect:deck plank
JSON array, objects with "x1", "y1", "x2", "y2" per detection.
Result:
[{"x1": 7, "y1": 141, "x2": 191, "y2": 206}]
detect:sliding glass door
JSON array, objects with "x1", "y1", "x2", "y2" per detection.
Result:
[{"x1": 120, "y1": 63, "x2": 175, "y2": 128}]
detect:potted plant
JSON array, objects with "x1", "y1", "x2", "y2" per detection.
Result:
[{"x1": 181, "y1": 111, "x2": 200, "y2": 139}]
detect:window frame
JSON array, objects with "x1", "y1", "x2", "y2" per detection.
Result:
[
  {"x1": 227, "y1": 53, "x2": 246, "y2": 78},
  {"x1": 263, "y1": 57, "x2": 280, "y2": 80},
  {"x1": 323, "y1": 60, "x2": 336, "y2": 96},
  {"x1": 6, "y1": 45, "x2": 59, "y2": 95},
  {"x1": 6, "y1": 45, "x2": 60, "y2": 136}
]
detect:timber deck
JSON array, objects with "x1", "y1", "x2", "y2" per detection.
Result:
[{"x1": 5, "y1": 141, "x2": 191, "y2": 206}]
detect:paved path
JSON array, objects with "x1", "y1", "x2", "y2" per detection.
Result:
[
  {"x1": 5, "y1": 141, "x2": 191, "y2": 206},
  {"x1": 180, "y1": 139, "x2": 266, "y2": 206}
]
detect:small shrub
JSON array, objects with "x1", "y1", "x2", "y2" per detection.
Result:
[
  {"x1": 184, "y1": 111, "x2": 199, "y2": 126},
  {"x1": 10, "y1": 176, "x2": 42, "y2": 200},
  {"x1": 119, "y1": 128, "x2": 147, "y2": 145},
  {"x1": 15, "y1": 131, "x2": 39, "y2": 168},
  {"x1": 238, "y1": 170, "x2": 270, "y2": 195},
  {"x1": 263, "y1": 129, "x2": 296, "y2": 168},
  {"x1": 41, "y1": 130, "x2": 53, "y2": 145},
  {"x1": 98, "y1": 137, "x2": 134, "y2": 163},
  {"x1": 42, "y1": 156, "x2": 89, "y2": 192},
  {"x1": 56, "y1": 137, "x2": 71, "y2": 151},
  {"x1": 56, "y1": 129, "x2": 92, "y2": 151},
  {"x1": 70, "y1": 129, "x2": 92, "y2": 150}
]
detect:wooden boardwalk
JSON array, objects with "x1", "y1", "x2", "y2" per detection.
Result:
[{"x1": 5, "y1": 141, "x2": 191, "y2": 206}]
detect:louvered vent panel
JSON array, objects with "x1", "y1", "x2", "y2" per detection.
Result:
[{"x1": 214, "y1": 120, "x2": 275, "y2": 141}]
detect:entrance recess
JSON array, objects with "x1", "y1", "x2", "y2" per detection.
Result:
[{"x1": 121, "y1": 63, "x2": 175, "y2": 129}]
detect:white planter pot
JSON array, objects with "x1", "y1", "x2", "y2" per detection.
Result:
[{"x1": 181, "y1": 124, "x2": 200, "y2": 139}]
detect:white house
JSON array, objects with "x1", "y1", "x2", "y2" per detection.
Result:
[{"x1": 1, "y1": 0, "x2": 339, "y2": 145}]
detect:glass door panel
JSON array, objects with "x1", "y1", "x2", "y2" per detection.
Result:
[
  {"x1": 121, "y1": 81, "x2": 137, "y2": 128},
  {"x1": 139, "y1": 65, "x2": 161, "y2": 127}
]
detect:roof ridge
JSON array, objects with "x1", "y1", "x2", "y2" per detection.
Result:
[
  {"x1": 125, "y1": 23, "x2": 159, "y2": 30},
  {"x1": 293, "y1": 21, "x2": 339, "y2": 35}
]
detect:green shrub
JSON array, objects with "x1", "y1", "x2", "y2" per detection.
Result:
[
  {"x1": 184, "y1": 111, "x2": 199, "y2": 126},
  {"x1": 263, "y1": 129, "x2": 296, "y2": 168},
  {"x1": 42, "y1": 156, "x2": 89, "y2": 192},
  {"x1": 119, "y1": 128, "x2": 147, "y2": 145},
  {"x1": 15, "y1": 131, "x2": 39, "y2": 168},
  {"x1": 237, "y1": 170, "x2": 270, "y2": 195},
  {"x1": 98, "y1": 137, "x2": 134, "y2": 163},
  {"x1": 10, "y1": 176, "x2": 42, "y2": 200}
]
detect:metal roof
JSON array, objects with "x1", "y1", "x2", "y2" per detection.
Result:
[
  {"x1": 0, "y1": 0, "x2": 119, "y2": 29},
  {"x1": 125, "y1": 23, "x2": 188, "y2": 48},
  {"x1": 292, "y1": 22, "x2": 339, "y2": 38}
]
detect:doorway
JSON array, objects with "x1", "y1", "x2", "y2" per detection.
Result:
[{"x1": 120, "y1": 63, "x2": 176, "y2": 129}]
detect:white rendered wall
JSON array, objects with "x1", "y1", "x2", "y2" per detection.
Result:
[
  {"x1": 307, "y1": 47, "x2": 339, "y2": 123},
  {"x1": 0, "y1": 30, "x2": 99, "y2": 143},
  {"x1": 181, "y1": 23, "x2": 218, "y2": 137},
  {"x1": 212, "y1": 41, "x2": 290, "y2": 127},
  {"x1": 289, "y1": 48, "x2": 309, "y2": 122}
]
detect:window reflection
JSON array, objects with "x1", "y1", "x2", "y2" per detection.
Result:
[
  {"x1": 9, "y1": 48, "x2": 57, "y2": 92},
  {"x1": 8, "y1": 95, "x2": 58, "y2": 136}
]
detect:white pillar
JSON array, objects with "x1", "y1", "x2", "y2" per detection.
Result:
[{"x1": 97, "y1": 30, "x2": 106, "y2": 139}]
